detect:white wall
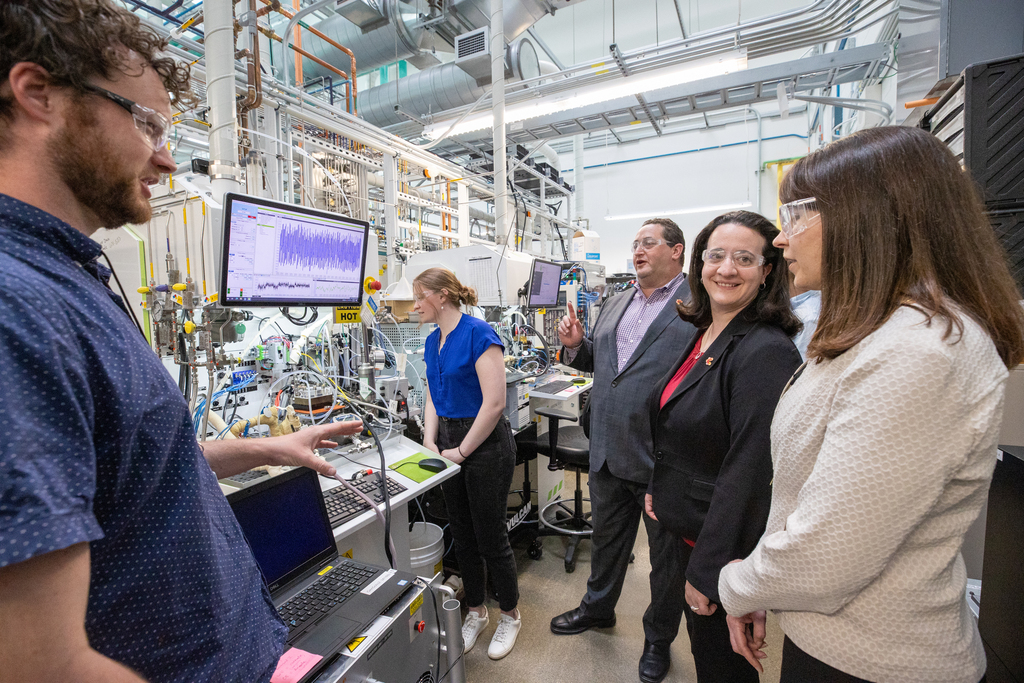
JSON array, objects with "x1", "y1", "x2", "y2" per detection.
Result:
[{"x1": 559, "y1": 112, "x2": 810, "y2": 274}]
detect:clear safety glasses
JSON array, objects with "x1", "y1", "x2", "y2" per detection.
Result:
[
  {"x1": 778, "y1": 197, "x2": 821, "y2": 238},
  {"x1": 82, "y1": 84, "x2": 171, "y2": 152}
]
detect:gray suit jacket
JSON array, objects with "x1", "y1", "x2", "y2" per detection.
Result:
[{"x1": 563, "y1": 278, "x2": 695, "y2": 484}]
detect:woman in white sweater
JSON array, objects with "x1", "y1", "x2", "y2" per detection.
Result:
[{"x1": 718, "y1": 126, "x2": 1024, "y2": 683}]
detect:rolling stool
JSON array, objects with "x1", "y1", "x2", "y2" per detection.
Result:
[{"x1": 534, "y1": 407, "x2": 592, "y2": 573}]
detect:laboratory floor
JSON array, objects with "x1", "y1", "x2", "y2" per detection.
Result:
[{"x1": 460, "y1": 471, "x2": 785, "y2": 683}]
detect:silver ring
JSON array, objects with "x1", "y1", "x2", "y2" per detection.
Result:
[{"x1": 690, "y1": 605, "x2": 699, "y2": 612}]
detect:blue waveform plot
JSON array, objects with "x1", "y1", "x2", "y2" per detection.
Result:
[
  {"x1": 277, "y1": 222, "x2": 362, "y2": 275},
  {"x1": 255, "y1": 281, "x2": 313, "y2": 291}
]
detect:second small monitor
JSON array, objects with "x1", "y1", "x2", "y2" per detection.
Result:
[{"x1": 527, "y1": 258, "x2": 563, "y2": 309}]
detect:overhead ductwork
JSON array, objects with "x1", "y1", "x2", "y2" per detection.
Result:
[
  {"x1": 358, "y1": 37, "x2": 540, "y2": 128},
  {"x1": 283, "y1": 0, "x2": 586, "y2": 82},
  {"x1": 272, "y1": 0, "x2": 443, "y2": 82}
]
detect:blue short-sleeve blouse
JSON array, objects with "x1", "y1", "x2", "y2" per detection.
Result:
[{"x1": 424, "y1": 315, "x2": 504, "y2": 418}]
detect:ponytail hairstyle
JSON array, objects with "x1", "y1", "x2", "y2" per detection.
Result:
[{"x1": 413, "y1": 267, "x2": 478, "y2": 308}]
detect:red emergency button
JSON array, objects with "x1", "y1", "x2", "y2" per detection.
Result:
[
  {"x1": 416, "y1": 621, "x2": 425, "y2": 633},
  {"x1": 363, "y1": 277, "x2": 382, "y2": 295}
]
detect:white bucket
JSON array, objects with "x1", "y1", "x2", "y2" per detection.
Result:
[{"x1": 409, "y1": 522, "x2": 445, "y2": 579}]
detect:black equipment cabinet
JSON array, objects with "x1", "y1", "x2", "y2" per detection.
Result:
[
  {"x1": 924, "y1": 52, "x2": 1024, "y2": 291},
  {"x1": 978, "y1": 447, "x2": 1024, "y2": 683}
]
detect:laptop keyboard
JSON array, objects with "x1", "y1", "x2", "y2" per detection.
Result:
[
  {"x1": 277, "y1": 560, "x2": 377, "y2": 635},
  {"x1": 322, "y1": 474, "x2": 407, "y2": 528},
  {"x1": 535, "y1": 379, "x2": 575, "y2": 394}
]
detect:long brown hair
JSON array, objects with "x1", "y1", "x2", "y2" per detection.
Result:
[
  {"x1": 781, "y1": 126, "x2": 1024, "y2": 367},
  {"x1": 677, "y1": 211, "x2": 802, "y2": 337},
  {"x1": 413, "y1": 267, "x2": 478, "y2": 307}
]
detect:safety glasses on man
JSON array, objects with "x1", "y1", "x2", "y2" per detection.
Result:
[
  {"x1": 778, "y1": 197, "x2": 821, "y2": 238},
  {"x1": 81, "y1": 83, "x2": 172, "y2": 152}
]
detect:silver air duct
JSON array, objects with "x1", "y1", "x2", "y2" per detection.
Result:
[
  {"x1": 358, "y1": 37, "x2": 539, "y2": 128},
  {"x1": 287, "y1": 0, "x2": 585, "y2": 88},
  {"x1": 273, "y1": 0, "x2": 441, "y2": 82}
]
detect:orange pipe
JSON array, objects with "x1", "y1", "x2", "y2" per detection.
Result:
[
  {"x1": 904, "y1": 97, "x2": 940, "y2": 109},
  {"x1": 289, "y1": 0, "x2": 303, "y2": 85},
  {"x1": 260, "y1": 0, "x2": 356, "y2": 113},
  {"x1": 258, "y1": 27, "x2": 350, "y2": 86},
  {"x1": 260, "y1": 0, "x2": 356, "y2": 114}
]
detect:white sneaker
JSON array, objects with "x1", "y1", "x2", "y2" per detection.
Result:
[
  {"x1": 461, "y1": 609, "x2": 489, "y2": 653},
  {"x1": 487, "y1": 612, "x2": 522, "y2": 660}
]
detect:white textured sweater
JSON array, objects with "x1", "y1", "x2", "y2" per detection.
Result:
[{"x1": 719, "y1": 307, "x2": 1008, "y2": 683}]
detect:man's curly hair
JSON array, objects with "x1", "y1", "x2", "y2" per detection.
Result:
[{"x1": 0, "y1": 0, "x2": 197, "y2": 140}]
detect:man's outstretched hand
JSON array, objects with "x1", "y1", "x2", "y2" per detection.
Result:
[{"x1": 558, "y1": 301, "x2": 585, "y2": 348}]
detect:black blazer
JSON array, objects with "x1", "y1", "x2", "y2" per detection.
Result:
[{"x1": 648, "y1": 312, "x2": 801, "y2": 603}]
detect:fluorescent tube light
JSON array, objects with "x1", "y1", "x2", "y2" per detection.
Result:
[
  {"x1": 603, "y1": 202, "x2": 753, "y2": 221},
  {"x1": 422, "y1": 50, "x2": 748, "y2": 139}
]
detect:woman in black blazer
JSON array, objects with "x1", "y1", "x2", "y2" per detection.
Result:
[{"x1": 645, "y1": 211, "x2": 802, "y2": 683}]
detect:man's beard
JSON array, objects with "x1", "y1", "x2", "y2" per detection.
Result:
[{"x1": 46, "y1": 106, "x2": 153, "y2": 229}]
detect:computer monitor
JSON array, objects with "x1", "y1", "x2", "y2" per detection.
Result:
[
  {"x1": 219, "y1": 193, "x2": 370, "y2": 307},
  {"x1": 527, "y1": 258, "x2": 563, "y2": 309}
]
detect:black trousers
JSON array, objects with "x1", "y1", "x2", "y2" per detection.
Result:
[
  {"x1": 579, "y1": 463, "x2": 688, "y2": 647},
  {"x1": 678, "y1": 542, "x2": 759, "y2": 683},
  {"x1": 780, "y1": 636, "x2": 988, "y2": 683},
  {"x1": 438, "y1": 415, "x2": 519, "y2": 612}
]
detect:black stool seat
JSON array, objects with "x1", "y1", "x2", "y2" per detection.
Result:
[{"x1": 537, "y1": 425, "x2": 589, "y2": 467}]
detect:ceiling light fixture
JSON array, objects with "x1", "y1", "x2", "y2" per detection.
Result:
[
  {"x1": 603, "y1": 201, "x2": 753, "y2": 221},
  {"x1": 422, "y1": 50, "x2": 748, "y2": 139}
]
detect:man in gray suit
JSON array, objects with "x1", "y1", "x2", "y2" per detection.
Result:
[{"x1": 550, "y1": 218, "x2": 695, "y2": 683}]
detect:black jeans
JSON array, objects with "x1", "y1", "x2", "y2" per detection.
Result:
[
  {"x1": 580, "y1": 463, "x2": 688, "y2": 647},
  {"x1": 438, "y1": 415, "x2": 519, "y2": 612},
  {"x1": 780, "y1": 637, "x2": 987, "y2": 683}
]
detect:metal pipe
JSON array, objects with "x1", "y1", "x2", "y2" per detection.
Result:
[
  {"x1": 205, "y1": 0, "x2": 241, "y2": 199},
  {"x1": 572, "y1": 135, "x2": 584, "y2": 220},
  {"x1": 441, "y1": 598, "x2": 467, "y2": 683},
  {"x1": 746, "y1": 106, "x2": 762, "y2": 214},
  {"x1": 491, "y1": 0, "x2": 509, "y2": 247},
  {"x1": 281, "y1": 0, "x2": 335, "y2": 91},
  {"x1": 256, "y1": 25, "x2": 351, "y2": 87},
  {"x1": 526, "y1": 27, "x2": 567, "y2": 70},
  {"x1": 671, "y1": 0, "x2": 687, "y2": 38},
  {"x1": 259, "y1": 0, "x2": 357, "y2": 114},
  {"x1": 237, "y1": 0, "x2": 264, "y2": 114}
]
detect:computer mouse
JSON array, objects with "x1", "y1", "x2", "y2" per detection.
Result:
[
  {"x1": 571, "y1": 377, "x2": 587, "y2": 385},
  {"x1": 418, "y1": 457, "x2": 448, "y2": 472}
]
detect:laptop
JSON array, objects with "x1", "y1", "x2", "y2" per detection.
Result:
[{"x1": 228, "y1": 467, "x2": 417, "y2": 681}]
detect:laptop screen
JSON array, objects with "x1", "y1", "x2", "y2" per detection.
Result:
[{"x1": 229, "y1": 468, "x2": 337, "y2": 591}]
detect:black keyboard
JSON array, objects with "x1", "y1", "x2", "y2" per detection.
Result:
[
  {"x1": 224, "y1": 469, "x2": 270, "y2": 484},
  {"x1": 535, "y1": 379, "x2": 576, "y2": 394},
  {"x1": 323, "y1": 474, "x2": 407, "y2": 528},
  {"x1": 277, "y1": 559, "x2": 377, "y2": 635}
]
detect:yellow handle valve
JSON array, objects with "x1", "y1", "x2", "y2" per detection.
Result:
[
  {"x1": 172, "y1": 283, "x2": 188, "y2": 292},
  {"x1": 183, "y1": 321, "x2": 196, "y2": 335},
  {"x1": 137, "y1": 286, "x2": 151, "y2": 294}
]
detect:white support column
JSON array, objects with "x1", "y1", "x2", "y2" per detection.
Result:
[
  {"x1": 573, "y1": 134, "x2": 585, "y2": 221},
  {"x1": 490, "y1": 0, "x2": 509, "y2": 246},
  {"x1": 205, "y1": 0, "x2": 241, "y2": 201},
  {"x1": 383, "y1": 153, "x2": 399, "y2": 280},
  {"x1": 539, "y1": 176, "x2": 548, "y2": 256},
  {"x1": 457, "y1": 181, "x2": 471, "y2": 246}
]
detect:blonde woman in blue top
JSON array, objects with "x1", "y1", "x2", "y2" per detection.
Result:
[{"x1": 413, "y1": 267, "x2": 522, "y2": 660}]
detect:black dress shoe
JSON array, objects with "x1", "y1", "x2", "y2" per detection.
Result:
[
  {"x1": 638, "y1": 640, "x2": 671, "y2": 683},
  {"x1": 549, "y1": 606, "x2": 616, "y2": 635}
]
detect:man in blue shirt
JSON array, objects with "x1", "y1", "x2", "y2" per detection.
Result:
[{"x1": 0, "y1": 2, "x2": 361, "y2": 681}]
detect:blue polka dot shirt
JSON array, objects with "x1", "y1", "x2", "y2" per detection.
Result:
[{"x1": 0, "y1": 194, "x2": 287, "y2": 682}]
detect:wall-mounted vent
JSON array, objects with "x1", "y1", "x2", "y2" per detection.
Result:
[
  {"x1": 457, "y1": 28, "x2": 489, "y2": 60},
  {"x1": 455, "y1": 28, "x2": 492, "y2": 85}
]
